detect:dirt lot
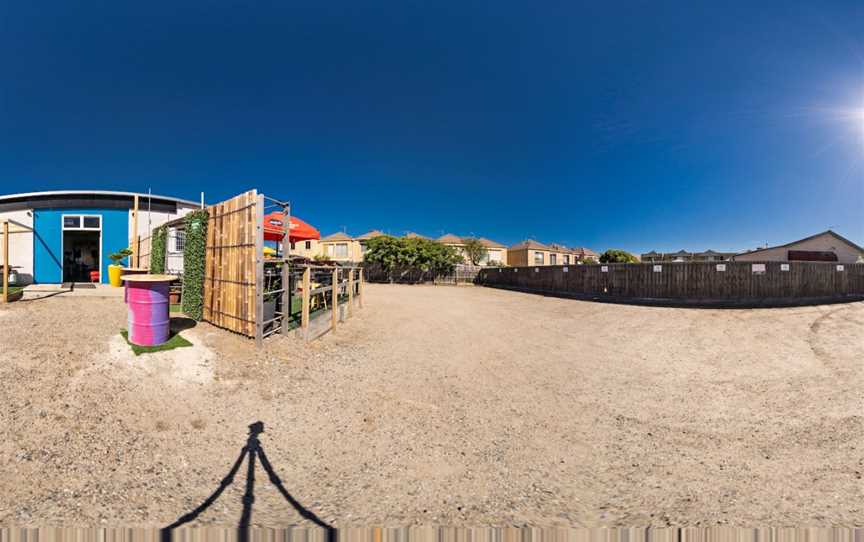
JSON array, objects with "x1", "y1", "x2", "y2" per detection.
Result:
[{"x1": 1, "y1": 284, "x2": 862, "y2": 528}]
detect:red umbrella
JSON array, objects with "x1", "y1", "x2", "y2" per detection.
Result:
[{"x1": 263, "y1": 212, "x2": 320, "y2": 242}]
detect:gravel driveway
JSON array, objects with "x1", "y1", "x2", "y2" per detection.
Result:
[{"x1": 1, "y1": 285, "x2": 862, "y2": 528}]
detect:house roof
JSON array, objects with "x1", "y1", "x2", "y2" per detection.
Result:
[
  {"x1": 0, "y1": 189, "x2": 200, "y2": 207},
  {"x1": 573, "y1": 247, "x2": 598, "y2": 257},
  {"x1": 510, "y1": 239, "x2": 551, "y2": 250},
  {"x1": 734, "y1": 230, "x2": 864, "y2": 257},
  {"x1": 320, "y1": 231, "x2": 353, "y2": 241},
  {"x1": 436, "y1": 233, "x2": 465, "y2": 244},
  {"x1": 404, "y1": 231, "x2": 430, "y2": 240},
  {"x1": 356, "y1": 229, "x2": 386, "y2": 240},
  {"x1": 477, "y1": 237, "x2": 507, "y2": 249}
]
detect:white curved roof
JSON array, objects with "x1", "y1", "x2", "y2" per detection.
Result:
[{"x1": 0, "y1": 190, "x2": 200, "y2": 207}]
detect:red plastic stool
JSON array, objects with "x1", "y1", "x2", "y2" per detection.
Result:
[{"x1": 90, "y1": 271, "x2": 100, "y2": 282}]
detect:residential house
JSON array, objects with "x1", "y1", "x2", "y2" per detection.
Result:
[
  {"x1": 319, "y1": 231, "x2": 359, "y2": 262},
  {"x1": 733, "y1": 230, "x2": 864, "y2": 264},
  {"x1": 507, "y1": 240, "x2": 594, "y2": 266},
  {"x1": 435, "y1": 234, "x2": 508, "y2": 266}
]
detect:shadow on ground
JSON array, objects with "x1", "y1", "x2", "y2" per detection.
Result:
[{"x1": 161, "y1": 422, "x2": 336, "y2": 542}]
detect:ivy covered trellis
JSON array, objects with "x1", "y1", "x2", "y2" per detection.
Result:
[
  {"x1": 150, "y1": 225, "x2": 167, "y2": 274},
  {"x1": 182, "y1": 209, "x2": 208, "y2": 320}
]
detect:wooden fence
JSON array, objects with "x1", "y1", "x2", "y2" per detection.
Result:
[
  {"x1": 130, "y1": 234, "x2": 151, "y2": 269},
  {"x1": 203, "y1": 190, "x2": 260, "y2": 338},
  {"x1": 477, "y1": 261, "x2": 864, "y2": 305},
  {"x1": 363, "y1": 263, "x2": 479, "y2": 285},
  {"x1": 294, "y1": 265, "x2": 363, "y2": 341}
]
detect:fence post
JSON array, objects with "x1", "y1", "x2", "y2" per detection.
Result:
[
  {"x1": 254, "y1": 192, "x2": 265, "y2": 348},
  {"x1": 280, "y1": 202, "x2": 291, "y2": 336},
  {"x1": 301, "y1": 266, "x2": 311, "y2": 340},
  {"x1": 331, "y1": 267, "x2": 338, "y2": 331},
  {"x1": 348, "y1": 268, "x2": 354, "y2": 317},
  {"x1": 2, "y1": 220, "x2": 8, "y2": 303},
  {"x1": 358, "y1": 268, "x2": 364, "y2": 308}
]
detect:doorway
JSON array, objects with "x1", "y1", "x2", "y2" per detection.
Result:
[{"x1": 63, "y1": 230, "x2": 101, "y2": 283}]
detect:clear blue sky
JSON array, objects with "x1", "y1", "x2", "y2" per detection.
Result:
[{"x1": 1, "y1": 1, "x2": 862, "y2": 254}]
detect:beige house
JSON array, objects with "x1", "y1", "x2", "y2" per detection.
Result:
[
  {"x1": 315, "y1": 229, "x2": 387, "y2": 263},
  {"x1": 508, "y1": 240, "x2": 594, "y2": 266},
  {"x1": 435, "y1": 234, "x2": 508, "y2": 266},
  {"x1": 733, "y1": 230, "x2": 864, "y2": 264}
]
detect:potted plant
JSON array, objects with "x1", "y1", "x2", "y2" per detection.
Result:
[{"x1": 108, "y1": 248, "x2": 133, "y2": 287}]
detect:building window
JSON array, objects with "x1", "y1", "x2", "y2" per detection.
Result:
[
  {"x1": 564, "y1": 254, "x2": 570, "y2": 264},
  {"x1": 334, "y1": 243, "x2": 348, "y2": 258},
  {"x1": 62, "y1": 215, "x2": 101, "y2": 231},
  {"x1": 550, "y1": 254, "x2": 557, "y2": 265},
  {"x1": 305, "y1": 241, "x2": 311, "y2": 250},
  {"x1": 170, "y1": 230, "x2": 186, "y2": 253},
  {"x1": 534, "y1": 251, "x2": 544, "y2": 265},
  {"x1": 290, "y1": 242, "x2": 296, "y2": 250}
]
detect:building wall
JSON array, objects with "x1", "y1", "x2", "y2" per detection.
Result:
[
  {"x1": 33, "y1": 208, "x2": 129, "y2": 284},
  {"x1": 290, "y1": 238, "x2": 320, "y2": 259},
  {"x1": 320, "y1": 239, "x2": 364, "y2": 262},
  {"x1": 484, "y1": 248, "x2": 507, "y2": 265},
  {"x1": 734, "y1": 233, "x2": 863, "y2": 264},
  {"x1": 0, "y1": 209, "x2": 35, "y2": 284},
  {"x1": 128, "y1": 205, "x2": 197, "y2": 239}
]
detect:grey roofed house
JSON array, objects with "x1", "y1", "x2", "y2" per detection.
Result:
[
  {"x1": 320, "y1": 231, "x2": 353, "y2": 241},
  {"x1": 733, "y1": 229, "x2": 864, "y2": 263},
  {"x1": 404, "y1": 231, "x2": 430, "y2": 240},
  {"x1": 356, "y1": 229, "x2": 386, "y2": 240}
]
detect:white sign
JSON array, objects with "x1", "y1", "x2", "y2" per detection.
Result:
[
  {"x1": 514, "y1": 268, "x2": 518, "y2": 272},
  {"x1": 780, "y1": 263, "x2": 790, "y2": 271},
  {"x1": 498, "y1": 268, "x2": 502, "y2": 273},
  {"x1": 534, "y1": 267, "x2": 539, "y2": 273},
  {"x1": 653, "y1": 265, "x2": 662, "y2": 273},
  {"x1": 716, "y1": 264, "x2": 726, "y2": 272},
  {"x1": 837, "y1": 265, "x2": 845, "y2": 272},
  {"x1": 601, "y1": 265, "x2": 609, "y2": 273},
  {"x1": 563, "y1": 266, "x2": 569, "y2": 273},
  {"x1": 751, "y1": 263, "x2": 766, "y2": 274}
]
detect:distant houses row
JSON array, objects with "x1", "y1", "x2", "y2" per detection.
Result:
[{"x1": 289, "y1": 231, "x2": 598, "y2": 267}]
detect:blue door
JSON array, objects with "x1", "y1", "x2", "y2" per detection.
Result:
[{"x1": 33, "y1": 209, "x2": 129, "y2": 284}]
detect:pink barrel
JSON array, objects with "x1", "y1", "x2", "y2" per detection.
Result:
[{"x1": 122, "y1": 275, "x2": 176, "y2": 346}]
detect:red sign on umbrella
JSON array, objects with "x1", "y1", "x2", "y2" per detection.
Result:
[{"x1": 263, "y1": 212, "x2": 320, "y2": 242}]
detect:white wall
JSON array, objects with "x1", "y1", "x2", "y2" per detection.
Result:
[
  {"x1": 127, "y1": 204, "x2": 198, "y2": 239},
  {"x1": 0, "y1": 209, "x2": 35, "y2": 284}
]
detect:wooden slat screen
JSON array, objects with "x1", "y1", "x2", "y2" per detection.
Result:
[{"x1": 203, "y1": 190, "x2": 259, "y2": 337}]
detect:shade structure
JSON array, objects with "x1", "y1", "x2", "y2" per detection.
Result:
[{"x1": 263, "y1": 212, "x2": 320, "y2": 242}]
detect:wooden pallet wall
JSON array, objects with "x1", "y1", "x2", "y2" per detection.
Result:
[{"x1": 203, "y1": 190, "x2": 260, "y2": 337}]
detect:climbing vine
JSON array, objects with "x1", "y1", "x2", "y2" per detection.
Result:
[
  {"x1": 150, "y1": 225, "x2": 167, "y2": 274},
  {"x1": 181, "y1": 210, "x2": 209, "y2": 320}
]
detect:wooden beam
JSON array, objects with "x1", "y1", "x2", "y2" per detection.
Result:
[
  {"x1": 347, "y1": 268, "x2": 354, "y2": 318},
  {"x1": 2, "y1": 220, "x2": 8, "y2": 303},
  {"x1": 301, "y1": 266, "x2": 311, "y2": 340},
  {"x1": 331, "y1": 267, "x2": 338, "y2": 331},
  {"x1": 131, "y1": 194, "x2": 139, "y2": 265},
  {"x1": 358, "y1": 268, "x2": 364, "y2": 308}
]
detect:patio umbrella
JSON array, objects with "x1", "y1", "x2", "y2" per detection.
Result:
[{"x1": 263, "y1": 212, "x2": 320, "y2": 242}]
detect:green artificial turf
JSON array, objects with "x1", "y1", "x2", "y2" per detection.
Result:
[{"x1": 120, "y1": 329, "x2": 193, "y2": 356}]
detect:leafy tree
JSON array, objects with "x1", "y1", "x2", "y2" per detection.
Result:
[
  {"x1": 598, "y1": 249, "x2": 638, "y2": 263},
  {"x1": 364, "y1": 235, "x2": 463, "y2": 274},
  {"x1": 461, "y1": 238, "x2": 488, "y2": 265}
]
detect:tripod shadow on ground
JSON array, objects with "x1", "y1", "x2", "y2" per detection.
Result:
[{"x1": 161, "y1": 421, "x2": 337, "y2": 542}]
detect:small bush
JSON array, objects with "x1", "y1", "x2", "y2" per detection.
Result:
[{"x1": 150, "y1": 226, "x2": 167, "y2": 274}]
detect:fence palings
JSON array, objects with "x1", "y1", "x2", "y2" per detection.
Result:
[{"x1": 476, "y1": 261, "x2": 864, "y2": 303}]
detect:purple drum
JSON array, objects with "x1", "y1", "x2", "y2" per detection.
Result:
[{"x1": 122, "y1": 274, "x2": 177, "y2": 346}]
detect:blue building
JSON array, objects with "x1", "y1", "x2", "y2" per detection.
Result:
[{"x1": 0, "y1": 191, "x2": 200, "y2": 285}]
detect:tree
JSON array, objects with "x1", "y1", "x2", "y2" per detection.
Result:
[
  {"x1": 598, "y1": 249, "x2": 638, "y2": 263},
  {"x1": 461, "y1": 238, "x2": 488, "y2": 265},
  {"x1": 364, "y1": 235, "x2": 463, "y2": 274}
]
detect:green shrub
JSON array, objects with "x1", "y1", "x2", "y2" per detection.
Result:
[
  {"x1": 181, "y1": 210, "x2": 209, "y2": 320},
  {"x1": 598, "y1": 249, "x2": 638, "y2": 263},
  {"x1": 364, "y1": 235, "x2": 462, "y2": 275},
  {"x1": 150, "y1": 226, "x2": 167, "y2": 274},
  {"x1": 108, "y1": 247, "x2": 133, "y2": 265}
]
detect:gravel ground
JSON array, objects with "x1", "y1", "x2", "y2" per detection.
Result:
[{"x1": 1, "y1": 285, "x2": 862, "y2": 528}]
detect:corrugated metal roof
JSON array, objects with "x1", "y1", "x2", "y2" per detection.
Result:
[{"x1": 0, "y1": 190, "x2": 200, "y2": 207}]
